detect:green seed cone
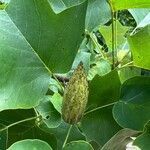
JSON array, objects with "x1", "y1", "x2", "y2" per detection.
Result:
[{"x1": 62, "y1": 62, "x2": 89, "y2": 124}]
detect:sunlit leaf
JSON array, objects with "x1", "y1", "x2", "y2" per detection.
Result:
[
  {"x1": 109, "y1": 0, "x2": 150, "y2": 11},
  {"x1": 128, "y1": 25, "x2": 150, "y2": 70},
  {"x1": 8, "y1": 139, "x2": 52, "y2": 150}
]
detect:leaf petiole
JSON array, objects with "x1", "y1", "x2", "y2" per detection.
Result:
[
  {"x1": 0, "y1": 115, "x2": 41, "y2": 132},
  {"x1": 62, "y1": 125, "x2": 73, "y2": 148},
  {"x1": 84, "y1": 102, "x2": 117, "y2": 116}
]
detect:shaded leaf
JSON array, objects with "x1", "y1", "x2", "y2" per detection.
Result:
[
  {"x1": 0, "y1": 124, "x2": 8, "y2": 150},
  {"x1": 133, "y1": 132, "x2": 150, "y2": 150},
  {"x1": 36, "y1": 96, "x2": 62, "y2": 128},
  {"x1": 89, "y1": 140, "x2": 101, "y2": 150},
  {"x1": 63, "y1": 140, "x2": 94, "y2": 150},
  {"x1": 133, "y1": 121, "x2": 150, "y2": 150},
  {"x1": 113, "y1": 76, "x2": 150, "y2": 131},
  {"x1": 0, "y1": 109, "x2": 57, "y2": 149},
  {"x1": 87, "y1": 70, "x2": 121, "y2": 110},
  {"x1": 81, "y1": 106, "x2": 121, "y2": 146},
  {"x1": 101, "y1": 128, "x2": 140, "y2": 150},
  {"x1": 40, "y1": 121, "x2": 85, "y2": 150}
]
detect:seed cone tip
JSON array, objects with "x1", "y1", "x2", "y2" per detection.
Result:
[
  {"x1": 79, "y1": 61, "x2": 83, "y2": 66},
  {"x1": 77, "y1": 61, "x2": 85, "y2": 72}
]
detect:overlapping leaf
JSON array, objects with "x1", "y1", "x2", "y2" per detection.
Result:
[
  {"x1": 40, "y1": 121, "x2": 86, "y2": 149},
  {"x1": 128, "y1": 25, "x2": 150, "y2": 70},
  {"x1": 85, "y1": 0, "x2": 111, "y2": 31},
  {"x1": 101, "y1": 128, "x2": 140, "y2": 150},
  {"x1": 109, "y1": 0, "x2": 150, "y2": 11},
  {"x1": 63, "y1": 141, "x2": 94, "y2": 150},
  {"x1": 0, "y1": 109, "x2": 57, "y2": 149},
  {"x1": 6, "y1": 0, "x2": 87, "y2": 73},
  {"x1": 129, "y1": 9, "x2": 150, "y2": 25},
  {"x1": 47, "y1": 0, "x2": 87, "y2": 14},
  {"x1": 8, "y1": 139, "x2": 52, "y2": 150},
  {"x1": 134, "y1": 132, "x2": 150, "y2": 150},
  {"x1": 87, "y1": 70, "x2": 121, "y2": 109},
  {"x1": 81, "y1": 106, "x2": 121, "y2": 147},
  {"x1": 36, "y1": 96, "x2": 62, "y2": 128},
  {"x1": 80, "y1": 71, "x2": 121, "y2": 147},
  {"x1": 0, "y1": 0, "x2": 87, "y2": 111},
  {"x1": 0, "y1": 10, "x2": 50, "y2": 111},
  {"x1": 113, "y1": 77, "x2": 150, "y2": 131}
]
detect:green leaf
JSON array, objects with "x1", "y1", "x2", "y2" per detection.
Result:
[
  {"x1": 118, "y1": 67, "x2": 141, "y2": 83},
  {"x1": 136, "y1": 12, "x2": 150, "y2": 27},
  {"x1": 0, "y1": 10, "x2": 50, "y2": 111},
  {"x1": 0, "y1": 1, "x2": 7, "y2": 10},
  {"x1": 81, "y1": 106, "x2": 121, "y2": 147},
  {"x1": 0, "y1": 109, "x2": 57, "y2": 149},
  {"x1": 47, "y1": 0, "x2": 87, "y2": 14},
  {"x1": 1, "y1": 0, "x2": 10, "y2": 3},
  {"x1": 36, "y1": 96, "x2": 61, "y2": 128},
  {"x1": 49, "y1": 78, "x2": 62, "y2": 93},
  {"x1": 0, "y1": 124, "x2": 7, "y2": 150},
  {"x1": 87, "y1": 58, "x2": 111, "y2": 80},
  {"x1": 101, "y1": 128, "x2": 140, "y2": 150},
  {"x1": 6, "y1": 0, "x2": 87, "y2": 73},
  {"x1": 8, "y1": 139, "x2": 52, "y2": 150},
  {"x1": 128, "y1": 25, "x2": 150, "y2": 70},
  {"x1": 72, "y1": 51, "x2": 91, "y2": 75},
  {"x1": 40, "y1": 121, "x2": 85, "y2": 150},
  {"x1": 113, "y1": 76, "x2": 150, "y2": 131},
  {"x1": 8, "y1": 126, "x2": 57, "y2": 150},
  {"x1": 133, "y1": 132, "x2": 150, "y2": 150},
  {"x1": 110, "y1": 0, "x2": 150, "y2": 11},
  {"x1": 85, "y1": 0, "x2": 111, "y2": 31},
  {"x1": 100, "y1": 21, "x2": 129, "y2": 51},
  {"x1": 86, "y1": 69, "x2": 122, "y2": 147},
  {"x1": 133, "y1": 121, "x2": 150, "y2": 150},
  {"x1": 129, "y1": 9, "x2": 150, "y2": 25},
  {"x1": 87, "y1": 70, "x2": 121, "y2": 110},
  {"x1": 50, "y1": 93, "x2": 63, "y2": 114},
  {"x1": 63, "y1": 141, "x2": 94, "y2": 150},
  {"x1": 89, "y1": 141, "x2": 101, "y2": 150}
]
